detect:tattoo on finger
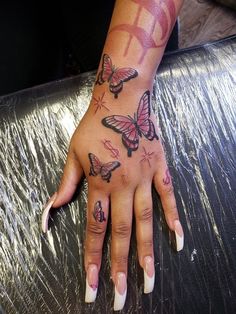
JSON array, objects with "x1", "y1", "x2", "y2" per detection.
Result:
[
  {"x1": 163, "y1": 168, "x2": 171, "y2": 185},
  {"x1": 93, "y1": 201, "x2": 106, "y2": 223}
]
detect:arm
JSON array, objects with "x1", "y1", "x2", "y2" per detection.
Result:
[{"x1": 42, "y1": 0, "x2": 184, "y2": 311}]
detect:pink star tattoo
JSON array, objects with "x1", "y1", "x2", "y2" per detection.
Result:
[
  {"x1": 139, "y1": 146, "x2": 154, "y2": 167},
  {"x1": 93, "y1": 92, "x2": 110, "y2": 114}
]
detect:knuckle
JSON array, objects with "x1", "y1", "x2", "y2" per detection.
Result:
[
  {"x1": 113, "y1": 222, "x2": 131, "y2": 239},
  {"x1": 87, "y1": 221, "x2": 106, "y2": 237},
  {"x1": 137, "y1": 207, "x2": 153, "y2": 223},
  {"x1": 165, "y1": 184, "x2": 175, "y2": 196},
  {"x1": 159, "y1": 183, "x2": 175, "y2": 196},
  {"x1": 86, "y1": 247, "x2": 101, "y2": 256},
  {"x1": 142, "y1": 240, "x2": 153, "y2": 250},
  {"x1": 120, "y1": 173, "x2": 131, "y2": 187},
  {"x1": 165, "y1": 205, "x2": 178, "y2": 216},
  {"x1": 113, "y1": 254, "x2": 128, "y2": 267},
  {"x1": 153, "y1": 150, "x2": 164, "y2": 162}
]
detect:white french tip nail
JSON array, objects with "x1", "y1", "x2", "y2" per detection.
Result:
[
  {"x1": 85, "y1": 278, "x2": 98, "y2": 303},
  {"x1": 41, "y1": 192, "x2": 58, "y2": 233},
  {"x1": 174, "y1": 220, "x2": 184, "y2": 251},
  {"x1": 144, "y1": 271, "x2": 155, "y2": 294},
  {"x1": 114, "y1": 286, "x2": 127, "y2": 311},
  {"x1": 114, "y1": 272, "x2": 127, "y2": 311},
  {"x1": 143, "y1": 256, "x2": 155, "y2": 294}
]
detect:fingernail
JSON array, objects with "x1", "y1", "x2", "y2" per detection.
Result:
[
  {"x1": 41, "y1": 192, "x2": 58, "y2": 233},
  {"x1": 143, "y1": 256, "x2": 155, "y2": 294},
  {"x1": 114, "y1": 272, "x2": 127, "y2": 311},
  {"x1": 174, "y1": 220, "x2": 184, "y2": 251},
  {"x1": 85, "y1": 264, "x2": 98, "y2": 303}
]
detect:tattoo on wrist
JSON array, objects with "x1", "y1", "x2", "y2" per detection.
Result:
[
  {"x1": 88, "y1": 153, "x2": 121, "y2": 183},
  {"x1": 93, "y1": 92, "x2": 110, "y2": 114},
  {"x1": 93, "y1": 201, "x2": 106, "y2": 222},
  {"x1": 102, "y1": 90, "x2": 159, "y2": 157},
  {"x1": 163, "y1": 168, "x2": 171, "y2": 185},
  {"x1": 96, "y1": 54, "x2": 138, "y2": 99},
  {"x1": 139, "y1": 146, "x2": 154, "y2": 167},
  {"x1": 109, "y1": 0, "x2": 176, "y2": 64},
  {"x1": 102, "y1": 139, "x2": 120, "y2": 159}
]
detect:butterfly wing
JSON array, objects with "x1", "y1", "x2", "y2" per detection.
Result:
[
  {"x1": 101, "y1": 161, "x2": 121, "y2": 182},
  {"x1": 109, "y1": 67, "x2": 138, "y2": 98},
  {"x1": 136, "y1": 90, "x2": 159, "y2": 141},
  {"x1": 96, "y1": 54, "x2": 113, "y2": 85},
  {"x1": 93, "y1": 200, "x2": 106, "y2": 222},
  {"x1": 88, "y1": 153, "x2": 102, "y2": 176},
  {"x1": 102, "y1": 115, "x2": 139, "y2": 157}
]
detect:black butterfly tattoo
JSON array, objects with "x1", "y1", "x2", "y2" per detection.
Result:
[
  {"x1": 88, "y1": 153, "x2": 121, "y2": 183},
  {"x1": 96, "y1": 54, "x2": 138, "y2": 98}
]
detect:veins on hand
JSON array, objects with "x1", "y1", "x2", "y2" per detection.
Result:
[
  {"x1": 139, "y1": 146, "x2": 154, "y2": 167},
  {"x1": 93, "y1": 92, "x2": 109, "y2": 114}
]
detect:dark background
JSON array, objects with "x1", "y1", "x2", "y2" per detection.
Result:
[{"x1": 0, "y1": 0, "x2": 181, "y2": 97}]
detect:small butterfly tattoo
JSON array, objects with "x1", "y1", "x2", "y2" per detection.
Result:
[
  {"x1": 93, "y1": 201, "x2": 106, "y2": 223},
  {"x1": 102, "y1": 90, "x2": 159, "y2": 157},
  {"x1": 88, "y1": 153, "x2": 121, "y2": 182},
  {"x1": 96, "y1": 54, "x2": 138, "y2": 98}
]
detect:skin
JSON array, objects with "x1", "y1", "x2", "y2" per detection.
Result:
[{"x1": 52, "y1": 0, "x2": 184, "y2": 295}]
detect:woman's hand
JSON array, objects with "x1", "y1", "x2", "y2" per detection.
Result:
[{"x1": 41, "y1": 86, "x2": 184, "y2": 311}]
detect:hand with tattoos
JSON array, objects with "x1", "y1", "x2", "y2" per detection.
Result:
[{"x1": 42, "y1": 0, "x2": 184, "y2": 311}]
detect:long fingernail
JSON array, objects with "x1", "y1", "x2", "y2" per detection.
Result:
[
  {"x1": 41, "y1": 192, "x2": 58, "y2": 233},
  {"x1": 143, "y1": 256, "x2": 155, "y2": 294},
  {"x1": 174, "y1": 220, "x2": 184, "y2": 251},
  {"x1": 114, "y1": 272, "x2": 127, "y2": 311},
  {"x1": 85, "y1": 264, "x2": 98, "y2": 303}
]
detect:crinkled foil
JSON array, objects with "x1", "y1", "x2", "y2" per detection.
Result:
[{"x1": 0, "y1": 36, "x2": 236, "y2": 313}]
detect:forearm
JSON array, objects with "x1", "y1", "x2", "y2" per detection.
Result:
[{"x1": 95, "y1": 0, "x2": 183, "y2": 93}]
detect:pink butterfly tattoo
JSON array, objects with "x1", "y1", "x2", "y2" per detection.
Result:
[
  {"x1": 93, "y1": 201, "x2": 106, "y2": 223},
  {"x1": 88, "y1": 153, "x2": 121, "y2": 182},
  {"x1": 95, "y1": 54, "x2": 138, "y2": 98},
  {"x1": 102, "y1": 90, "x2": 159, "y2": 157}
]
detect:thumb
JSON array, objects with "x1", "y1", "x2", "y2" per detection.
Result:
[
  {"x1": 53, "y1": 151, "x2": 84, "y2": 207},
  {"x1": 41, "y1": 150, "x2": 83, "y2": 233}
]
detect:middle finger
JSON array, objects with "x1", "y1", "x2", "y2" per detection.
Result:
[{"x1": 111, "y1": 189, "x2": 134, "y2": 311}]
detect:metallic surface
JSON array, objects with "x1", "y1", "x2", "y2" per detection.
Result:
[{"x1": 0, "y1": 36, "x2": 236, "y2": 313}]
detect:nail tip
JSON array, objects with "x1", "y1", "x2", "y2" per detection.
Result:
[
  {"x1": 176, "y1": 234, "x2": 184, "y2": 251},
  {"x1": 174, "y1": 220, "x2": 184, "y2": 252},
  {"x1": 114, "y1": 287, "x2": 127, "y2": 311},
  {"x1": 41, "y1": 193, "x2": 57, "y2": 233},
  {"x1": 144, "y1": 272, "x2": 155, "y2": 294},
  {"x1": 85, "y1": 279, "x2": 97, "y2": 303}
]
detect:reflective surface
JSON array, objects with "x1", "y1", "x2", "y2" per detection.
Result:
[{"x1": 0, "y1": 36, "x2": 236, "y2": 313}]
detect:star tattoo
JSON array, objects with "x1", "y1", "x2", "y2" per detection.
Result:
[
  {"x1": 139, "y1": 146, "x2": 154, "y2": 168},
  {"x1": 93, "y1": 92, "x2": 110, "y2": 114}
]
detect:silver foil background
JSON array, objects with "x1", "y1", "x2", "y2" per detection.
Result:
[{"x1": 0, "y1": 36, "x2": 236, "y2": 313}]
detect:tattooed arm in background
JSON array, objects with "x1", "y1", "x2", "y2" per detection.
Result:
[{"x1": 42, "y1": 0, "x2": 184, "y2": 311}]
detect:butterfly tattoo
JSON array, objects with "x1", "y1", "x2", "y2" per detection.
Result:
[
  {"x1": 93, "y1": 201, "x2": 106, "y2": 223},
  {"x1": 95, "y1": 54, "x2": 138, "y2": 99},
  {"x1": 88, "y1": 153, "x2": 121, "y2": 183},
  {"x1": 102, "y1": 90, "x2": 159, "y2": 157}
]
